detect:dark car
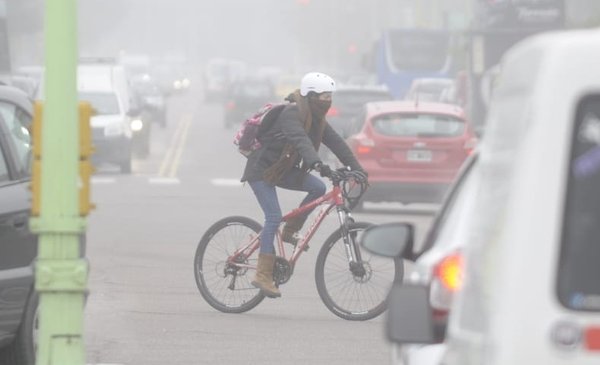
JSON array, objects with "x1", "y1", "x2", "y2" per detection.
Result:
[
  {"x1": 327, "y1": 85, "x2": 393, "y2": 139},
  {"x1": 130, "y1": 74, "x2": 167, "y2": 128},
  {"x1": 0, "y1": 86, "x2": 37, "y2": 364},
  {"x1": 223, "y1": 77, "x2": 275, "y2": 129}
]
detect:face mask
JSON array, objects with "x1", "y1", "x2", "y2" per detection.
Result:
[{"x1": 309, "y1": 98, "x2": 332, "y2": 119}]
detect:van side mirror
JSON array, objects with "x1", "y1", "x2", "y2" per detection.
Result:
[{"x1": 360, "y1": 222, "x2": 415, "y2": 260}]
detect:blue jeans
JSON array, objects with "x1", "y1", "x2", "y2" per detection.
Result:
[{"x1": 249, "y1": 170, "x2": 326, "y2": 254}]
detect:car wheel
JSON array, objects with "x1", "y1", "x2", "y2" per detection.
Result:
[{"x1": 0, "y1": 291, "x2": 38, "y2": 365}]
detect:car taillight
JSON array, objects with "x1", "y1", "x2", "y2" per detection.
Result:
[
  {"x1": 586, "y1": 327, "x2": 600, "y2": 351},
  {"x1": 463, "y1": 137, "x2": 478, "y2": 155},
  {"x1": 355, "y1": 138, "x2": 375, "y2": 155},
  {"x1": 327, "y1": 106, "x2": 339, "y2": 117},
  {"x1": 225, "y1": 101, "x2": 235, "y2": 110},
  {"x1": 433, "y1": 252, "x2": 463, "y2": 292}
]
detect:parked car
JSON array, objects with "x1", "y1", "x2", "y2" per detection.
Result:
[
  {"x1": 405, "y1": 78, "x2": 455, "y2": 103},
  {"x1": 0, "y1": 86, "x2": 37, "y2": 365},
  {"x1": 360, "y1": 153, "x2": 479, "y2": 365},
  {"x1": 347, "y1": 101, "x2": 477, "y2": 209},
  {"x1": 223, "y1": 77, "x2": 275, "y2": 129},
  {"x1": 363, "y1": 29, "x2": 600, "y2": 365}
]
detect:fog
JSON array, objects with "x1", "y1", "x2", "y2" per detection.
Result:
[{"x1": 77, "y1": 0, "x2": 412, "y2": 80}]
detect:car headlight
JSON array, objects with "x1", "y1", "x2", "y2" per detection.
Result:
[
  {"x1": 130, "y1": 118, "x2": 144, "y2": 132},
  {"x1": 104, "y1": 122, "x2": 125, "y2": 137},
  {"x1": 173, "y1": 80, "x2": 182, "y2": 90},
  {"x1": 182, "y1": 78, "x2": 191, "y2": 88}
]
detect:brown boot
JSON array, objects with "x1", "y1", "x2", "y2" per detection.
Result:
[
  {"x1": 251, "y1": 253, "x2": 281, "y2": 298},
  {"x1": 282, "y1": 215, "x2": 309, "y2": 251}
]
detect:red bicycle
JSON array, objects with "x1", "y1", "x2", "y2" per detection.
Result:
[{"x1": 193, "y1": 169, "x2": 403, "y2": 321}]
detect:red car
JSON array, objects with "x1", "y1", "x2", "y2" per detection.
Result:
[{"x1": 346, "y1": 101, "x2": 476, "y2": 208}]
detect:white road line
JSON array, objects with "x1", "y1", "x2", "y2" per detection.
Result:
[
  {"x1": 91, "y1": 177, "x2": 117, "y2": 184},
  {"x1": 211, "y1": 178, "x2": 243, "y2": 187},
  {"x1": 148, "y1": 177, "x2": 181, "y2": 185},
  {"x1": 87, "y1": 363, "x2": 124, "y2": 365}
]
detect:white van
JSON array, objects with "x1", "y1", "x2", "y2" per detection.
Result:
[
  {"x1": 362, "y1": 28, "x2": 600, "y2": 365},
  {"x1": 78, "y1": 62, "x2": 135, "y2": 173}
]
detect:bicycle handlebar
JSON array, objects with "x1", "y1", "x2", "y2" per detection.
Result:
[{"x1": 327, "y1": 167, "x2": 369, "y2": 209}]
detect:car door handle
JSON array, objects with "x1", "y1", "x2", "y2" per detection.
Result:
[{"x1": 11, "y1": 217, "x2": 28, "y2": 229}]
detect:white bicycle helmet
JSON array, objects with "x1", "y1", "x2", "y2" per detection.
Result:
[{"x1": 300, "y1": 72, "x2": 336, "y2": 96}]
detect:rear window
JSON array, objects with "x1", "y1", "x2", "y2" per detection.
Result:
[
  {"x1": 371, "y1": 113, "x2": 465, "y2": 138},
  {"x1": 558, "y1": 94, "x2": 600, "y2": 311},
  {"x1": 79, "y1": 92, "x2": 120, "y2": 115}
]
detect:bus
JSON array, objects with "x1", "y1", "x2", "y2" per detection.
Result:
[{"x1": 373, "y1": 29, "x2": 453, "y2": 99}]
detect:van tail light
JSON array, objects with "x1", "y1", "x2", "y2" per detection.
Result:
[
  {"x1": 433, "y1": 252, "x2": 463, "y2": 292},
  {"x1": 225, "y1": 101, "x2": 235, "y2": 110},
  {"x1": 463, "y1": 137, "x2": 478, "y2": 156},
  {"x1": 327, "y1": 106, "x2": 339, "y2": 117},
  {"x1": 355, "y1": 137, "x2": 375, "y2": 155}
]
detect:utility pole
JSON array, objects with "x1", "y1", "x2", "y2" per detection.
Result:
[{"x1": 29, "y1": 0, "x2": 93, "y2": 364}]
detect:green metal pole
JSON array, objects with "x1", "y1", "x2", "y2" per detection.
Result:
[{"x1": 30, "y1": 0, "x2": 87, "y2": 364}]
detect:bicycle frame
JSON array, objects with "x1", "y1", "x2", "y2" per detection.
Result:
[{"x1": 226, "y1": 183, "x2": 358, "y2": 270}]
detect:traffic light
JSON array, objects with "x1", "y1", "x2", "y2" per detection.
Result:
[{"x1": 78, "y1": 101, "x2": 96, "y2": 216}]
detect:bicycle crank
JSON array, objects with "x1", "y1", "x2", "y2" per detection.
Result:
[{"x1": 273, "y1": 256, "x2": 293, "y2": 286}]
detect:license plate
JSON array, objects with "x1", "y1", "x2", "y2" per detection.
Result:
[{"x1": 406, "y1": 149, "x2": 432, "y2": 162}]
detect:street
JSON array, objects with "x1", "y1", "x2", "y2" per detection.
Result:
[{"x1": 83, "y1": 88, "x2": 435, "y2": 365}]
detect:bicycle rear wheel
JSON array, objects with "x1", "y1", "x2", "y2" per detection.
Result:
[
  {"x1": 315, "y1": 221, "x2": 403, "y2": 321},
  {"x1": 194, "y1": 216, "x2": 265, "y2": 313}
]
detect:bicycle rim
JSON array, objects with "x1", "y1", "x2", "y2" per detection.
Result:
[
  {"x1": 194, "y1": 216, "x2": 265, "y2": 313},
  {"x1": 315, "y1": 222, "x2": 402, "y2": 321}
]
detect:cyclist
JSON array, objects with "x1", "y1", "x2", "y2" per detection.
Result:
[{"x1": 241, "y1": 72, "x2": 367, "y2": 298}]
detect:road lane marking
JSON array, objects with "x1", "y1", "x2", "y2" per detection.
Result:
[
  {"x1": 158, "y1": 113, "x2": 188, "y2": 177},
  {"x1": 91, "y1": 177, "x2": 116, "y2": 184},
  {"x1": 148, "y1": 177, "x2": 181, "y2": 184},
  {"x1": 211, "y1": 178, "x2": 243, "y2": 187},
  {"x1": 168, "y1": 113, "x2": 193, "y2": 178}
]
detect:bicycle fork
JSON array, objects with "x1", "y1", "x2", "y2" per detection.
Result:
[{"x1": 335, "y1": 207, "x2": 366, "y2": 277}]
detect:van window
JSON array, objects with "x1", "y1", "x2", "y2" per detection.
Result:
[
  {"x1": 558, "y1": 94, "x2": 600, "y2": 311},
  {"x1": 79, "y1": 92, "x2": 120, "y2": 115}
]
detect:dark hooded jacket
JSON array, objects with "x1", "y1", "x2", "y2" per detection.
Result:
[{"x1": 241, "y1": 104, "x2": 362, "y2": 183}]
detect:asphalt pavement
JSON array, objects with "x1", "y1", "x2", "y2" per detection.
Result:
[{"x1": 83, "y1": 88, "x2": 436, "y2": 365}]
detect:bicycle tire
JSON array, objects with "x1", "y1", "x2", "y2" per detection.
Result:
[
  {"x1": 315, "y1": 221, "x2": 403, "y2": 321},
  {"x1": 194, "y1": 216, "x2": 265, "y2": 313}
]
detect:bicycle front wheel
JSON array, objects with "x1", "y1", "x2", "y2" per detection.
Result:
[
  {"x1": 315, "y1": 221, "x2": 403, "y2": 321},
  {"x1": 194, "y1": 216, "x2": 265, "y2": 313}
]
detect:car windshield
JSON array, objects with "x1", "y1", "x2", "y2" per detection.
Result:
[
  {"x1": 371, "y1": 113, "x2": 465, "y2": 137},
  {"x1": 79, "y1": 92, "x2": 121, "y2": 115},
  {"x1": 558, "y1": 94, "x2": 600, "y2": 311}
]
